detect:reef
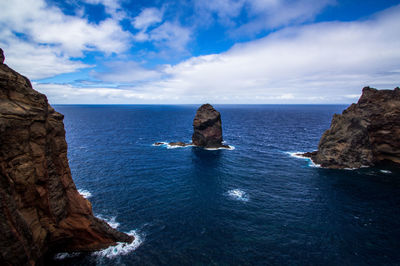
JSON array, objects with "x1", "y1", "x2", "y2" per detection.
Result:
[
  {"x1": 302, "y1": 87, "x2": 400, "y2": 169},
  {"x1": 0, "y1": 48, "x2": 133, "y2": 265}
]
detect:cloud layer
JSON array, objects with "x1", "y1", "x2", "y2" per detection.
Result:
[
  {"x1": 36, "y1": 4, "x2": 400, "y2": 104},
  {"x1": 0, "y1": 0, "x2": 130, "y2": 79},
  {"x1": 1, "y1": 1, "x2": 399, "y2": 103}
]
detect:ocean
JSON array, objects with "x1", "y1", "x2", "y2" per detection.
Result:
[{"x1": 50, "y1": 105, "x2": 400, "y2": 265}]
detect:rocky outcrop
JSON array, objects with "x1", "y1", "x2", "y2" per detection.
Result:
[
  {"x1": 0, "y1": 49, "x2": 133, "y2": 265},
  {"x1": 153, "y1": 104, "x2": 230, "y2": 149},
  {"x1": 192, "y1": 104, "x2": 229, "y2": 148},
  {"x1": 303, "y1": 87, "x2": 400, "y2": 169}
]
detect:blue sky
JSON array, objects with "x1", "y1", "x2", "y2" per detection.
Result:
[{"x1": 1, "y1": 0, "x2": 399, "y2": 104}]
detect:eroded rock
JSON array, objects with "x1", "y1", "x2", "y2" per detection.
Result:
[
  {"x1": 0, "y1": 49, "x2": 133, "y2": 265},
  {"x1": 153, "y1": 104, "x2": 230, "y2": 149},
  {"x1": 303, "y1": 87, "x2": 400, "y2": 169},
  {"x1": 192, "y1": 104, "x2": 229, "y2": 148}
]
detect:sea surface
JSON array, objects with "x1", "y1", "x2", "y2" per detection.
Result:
[{"x1": 50, "y1": 105, "x2": 400, "y2": 265}]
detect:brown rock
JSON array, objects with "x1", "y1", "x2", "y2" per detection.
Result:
[
  {"x1": 305, "y1": 86, "x2": 400, "y2": 169},
  {"x1": 168, "y1": 141, "x2": 189, "y2": 147},
  {"x1": 0, "y1": 48, "x2": 4, "y2": 64},
  {"x1": 0, "y1": 49, "x2": 133, "y2": 265},
  {"x1": 153, "y1": 142, "x2": 165, "y2": 146},
  {"x1": 192, "y1": 104, "x2": 225, "y2": 148}
]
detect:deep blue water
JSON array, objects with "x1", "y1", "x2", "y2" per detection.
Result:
[{"x1": 51, "y1": 105, "x2": 400, "y2": 265}]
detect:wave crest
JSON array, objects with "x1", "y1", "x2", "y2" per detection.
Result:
[
  {"x1": 78, "y1": 189, "x2": 92, "y2": 198},
  {"x1": 227, "y1": 189, "x2": 249, "y2": 202},
  {"x1": 93, "y1": 230, "x2": 143, "y2": 259}
]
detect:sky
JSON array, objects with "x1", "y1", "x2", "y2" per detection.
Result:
[{"x1": 1, "y1": 0, "x2": 399, "y2": 104}]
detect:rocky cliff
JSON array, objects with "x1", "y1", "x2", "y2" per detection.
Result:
[
  {"x1": 303, "y1": 87, "x2": 400, "y2": 169},
  {"x1": 0, "y1": 49, "x2": 133, "y2": 265},
  {"x1": 192, "y1": 104, "x2": 228, "y2": 148}
]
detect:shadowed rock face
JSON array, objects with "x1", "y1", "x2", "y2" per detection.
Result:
[
  {"x1": 304, "y1": 87, "x2": 400, "y2": 169},
  {"x1": 192, "y1": 104, "x2": 225, "y2": 148},
  {"x1": 0, "y1": 49, "x2": 132, "y2": 265},
  {"x1": 0, "y1": 48, "x2": 4, "y2": 64}
]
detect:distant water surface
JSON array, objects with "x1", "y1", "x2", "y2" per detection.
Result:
[{"x1": 50, "y1": 105, "x2": 400, "y2": 265}]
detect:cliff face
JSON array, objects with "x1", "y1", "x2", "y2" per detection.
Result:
[
  {"x1": 0, "y1": 49, "x2": 132, "y2": 265},
  {"x1": 192, "y1": 104, "x2": 226, "y2": 148},
  {"x1": 305, "y1": 87, "x2": 400, "y2": 169}
]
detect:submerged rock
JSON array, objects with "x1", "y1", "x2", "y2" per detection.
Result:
[
  {"x1": 304, "y1": 86, "x2": 400, "y2": 169},
  {"x1": 0, "y1": 49, "x2": 133, "y2": 265},
  {"x1": 192, "y1": 104, "x2": 229, "y2": 148}
]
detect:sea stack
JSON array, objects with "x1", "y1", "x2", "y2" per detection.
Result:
[
  {"x1": 303, "y1": 87, "x2": 400, "y2": 169},
  {"x1": 0, "y1": 49, "x2": 133, "y2": 265},
  {"x1": 192, "y1": 104, "x2": 228, "y2": 148}
]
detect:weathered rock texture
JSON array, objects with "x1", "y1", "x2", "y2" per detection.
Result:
[
  {"x1": 192, "y1": 104, "x2": 228, "y2": 148},
  {"x1": 0, "y1": 49, "x2": 132, "y2": 265},
  {"x1": 304, "y1": 86, "x2": 400, "y2": 169}
]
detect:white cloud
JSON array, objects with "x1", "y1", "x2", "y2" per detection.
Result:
[
  {"x1": 132, "y1": 8, "x2": 163, "y2": 30},
  {"x1": 34, "y1": 82, "x2": 174, "y2": 104},
  {"x1": 43, "y1": 4, "x2": 400, "y2": 104},
  {"x1": 236, "y1": 0, "x2": 335, "y2": 36},
  {"x1": 151, "y1": 4, "x2": 400, "y2": 103},
  {"x1": 0, "y1": 0, "x2": 131, "y2": 78},
  {"x1": 91, "y1": 61, "x2": 163, "y2": 83},
  {"x1": 194, "y1": 0, "x2": 246, "y2": 26},
  {"x1": 194, "y1": 0, "x2": 335, "y2": 35},
  {"x1": 83, "y1": 0, "x2": 126, "y2": 20},
  {"x1": 149, "y1": 22, "x2": 192, "y2": 52},
  {"x1": 133, "y1": 20, "x2": 191, "y2": 52},
  {"x1": 131, "y1": 7, "x2": 191, "y2": 53}
]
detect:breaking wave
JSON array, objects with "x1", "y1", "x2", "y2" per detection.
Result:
[
  {"x1": 93, "y1": 230, "x2": 143, "y2": 259},
  {"x1": 96, "y1": 215, "x2": 120, "y2": 229},
  {"x1": 153, "y1": 142, "x2": 235, "y2": 150},
  {"x1": 286, "y1": 152, "x2": 321, "y2": 168},
  {"x1": 227, "y1": 189, "x2": 249, "y2": 202},
  {"x1": 380, "y1": 170, "x2": 392, "y2": 174},
  {"x1": 78, "y1": 189, "x2": 92, "y2": 198},
  {"x1": 205, "y1": 145, "x2": 235, "y2": 151}
]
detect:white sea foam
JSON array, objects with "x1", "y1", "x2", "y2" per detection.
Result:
[
  {"x1": 380, "y1": 170, "x2": 392, "y2": 174},
  {"x1": 227, "y1": 189, "x2": 249, "y2": 202},
  {"x1": 205, "y1": 145, "x2": 235, "y2": 151},
  {"x1": 286, "y1": 152, "x2": 321, "y2": 168},
  {"x1": 54, "y1": 252, "x2": 80, "y2": 260},
  {"x1": 78, "y1": 189, "x2": 92, "y2": 198},
  {"x1": 152, "y1": 142, "x2": 168, "y2": 147},
  {"x1": 152, "y1": 142, "x2": 194, "y2": 149},
  {"x1": 96, "y1": 215, "x2": 120, "y2": 229},
  {"x1": 308, "y1": 160, "x2": 321, "y2": 168},
  {"x1": 167, "y1": 143, "x2": 194, "y2": 149},
  {"x1": 286, "y1": 152, "x2": 307, "y2": 159},
  {"x1": 153, "y1": 141, "x2": 235, "y2": 150},
  {"x1": 93, "y1": 230, "x2": 143, "y2": 259}
]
